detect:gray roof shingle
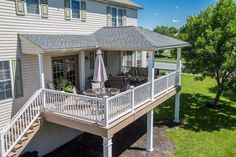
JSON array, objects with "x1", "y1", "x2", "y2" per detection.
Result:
[
  {"x1": 20, "y1": 26, "x2": 190, "y2": 52},
  {"x1": 94, "y1": 26, "x2": 190, "y2": 50},
  {"x1": 21, "y1": 34, "x2": 97, "y2": 50}
]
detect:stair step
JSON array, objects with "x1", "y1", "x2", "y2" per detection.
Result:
[
  {"x1": 7, "y1": 152, "x2": 16, "y2": 157},
  {"x1": 19, "y1": 136, "x2": 28, "y2": 143},
  {"x1": 30, "y1": 122, "x2": 39, "y2": 128},
  {"x1": 13, "y1": 144, "x2": 23, "y2": 151},
  {"x1": 26, "y1": 129, "x2": 34, "y2": 135}
]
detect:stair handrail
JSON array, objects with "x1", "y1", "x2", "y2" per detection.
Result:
[
  {"x1": 1, "y1": 89, "x2": 43, "y2": 133},
  {"x1": 1, "y1": 89, "x2": 43, "y2": 157}
]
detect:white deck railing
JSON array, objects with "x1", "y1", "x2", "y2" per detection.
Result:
[
  {"x1": 0, "y1": 71, "x2": 179, "y2": 157},
  {"x1": 43, "y1": 89, "x2": 104, "y2": 124},
  {"x1": 0, "y1": 89, "x2": 43, "y2": 157},
  {"x1": 43, "y1": 71, "x2": 178, "y2": 126}
]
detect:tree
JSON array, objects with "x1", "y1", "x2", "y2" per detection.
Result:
[
  {"x1": 153, "y1": 26, "x2": 178, "y2": 37},
  {"x1": 153, "y1": 26, "x2": 179, "y2": 57},
  {"x1": 180, "y1": 0, "x2": 236, "y2": 106}
]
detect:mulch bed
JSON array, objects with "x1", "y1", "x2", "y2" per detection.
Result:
[{"x1": 44, "y1": 116, "x2": 176, "y2": 157}]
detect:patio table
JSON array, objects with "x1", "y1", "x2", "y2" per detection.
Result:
[{"x1": 83, "y1": 88, "x2": 120, "y2": 97}]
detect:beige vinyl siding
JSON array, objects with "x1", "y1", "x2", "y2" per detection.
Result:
[
  {"x1": 0, "y1": 0, "x2": 138, "y2": 59},
  {"x1": 0, "y1": 101, "x2": 12, "y2": 130},
  {"x1": 0, "y1": 0, "x2": 137, "y2": 129}
]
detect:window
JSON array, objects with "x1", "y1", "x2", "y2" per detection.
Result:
[
  {"x1": 118, "y1": 9, "x2": 123, "y2": 27},
  {"x1": 136, "y1": 51, "x2": 142, "y2": 67},
  {"x1": 122, "y1": 51, "x2": 133, "y2": 67},
  {"x1": 112, "y1": 8, "x2": 123, "y2": 27},
  {"x1": 112, "y1": 8, "x2": 117, "y2": 27},
  {"x1": 72, "y1": 0, "x2": 80, "y2": 18},
  {"x1": 0, "y1": 61, "x2": 12, "y2": 101},
  {"x1": 26, "y1": 0, "x2": 40, "y2": 14},
  {"x1": 52, "y1": 56, "x2": 78, "y2": 86}
]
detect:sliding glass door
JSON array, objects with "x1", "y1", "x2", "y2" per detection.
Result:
[{"x1": 52, "y1": 55, "x2": 78, "y2": 86}]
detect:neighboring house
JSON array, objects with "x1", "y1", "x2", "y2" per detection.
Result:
[{"x1": 0, "y1": 0, "x2": 189, "y2": 157}]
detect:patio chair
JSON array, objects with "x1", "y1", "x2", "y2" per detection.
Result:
[
  {"x1": 92, "y1": 82, "x2": 101, "y2": 89},
  {"x1": 47, "y1": 82, "x2": 56, "y2": 90}
]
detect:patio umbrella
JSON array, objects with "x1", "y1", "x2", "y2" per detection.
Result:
[{"x1": 93, "y1": 49, "x2": 108, "y2": 88}]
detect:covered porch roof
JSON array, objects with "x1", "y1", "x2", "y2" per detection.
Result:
[{"x1": 20, "y1": 26, "x2": 190, "y2": 54}]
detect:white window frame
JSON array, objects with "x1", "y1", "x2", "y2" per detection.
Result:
[
  {"x1": 111, "y1": 7, "x2": 123, "y2": 27},
  {"x1": 70, "y1": 0, "x2": 81, "y2": 20},
  {"x1": 0, "y1": 59, "x2": 14, "y2": 103},
  {"x1": 24, "y1": 0, "x2": 41, "y2": 16}
]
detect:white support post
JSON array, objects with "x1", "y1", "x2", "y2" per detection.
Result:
[
  {"x1": 176, "y1": 48, "x2": 182, "y2": 86},
  {"x1": 38, "y1": 54, "x2": 45, "y2": 89},
  {"x1": 104, "y1": 96, "x2": 109, "y2": 126},
  {"x1": 146, "y1": 110, "x2": 154, "y2": 152},
  {"x1": 148, "y1": 52, "x2": 155, "y2": 100},
  {"x1": 0, "y1": 133, "x2": 5, "y2": 157},
  {"x1": 38, "y1": 54, "x2": 46, "y2": 111},
  {"x1": 174, "y1": 92, "x2": 180, "y2": 123},
  {"x1": 79, "y1": 51, "x2": 86, "y2": 91},
  {"x1": 103, "y1": 136, "x2": 113, "y2": 157},
  {"x1": 130, "y1": 86, "x2": 135, "y2": 112},
  {"x1": 174, "y1": 48, "x2": 182, "y2": 123}
]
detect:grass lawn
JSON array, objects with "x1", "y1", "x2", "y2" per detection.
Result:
[
  {"x1": 155, "y1": 50, "x2": 186, "y2": 63},
  {"x1": 154, "y1": 74, "x2": 236, "y2": 157}
]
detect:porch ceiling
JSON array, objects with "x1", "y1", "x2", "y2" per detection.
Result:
[{"x1": 19, "y1": 26, "x2": 190, "y2": 54}]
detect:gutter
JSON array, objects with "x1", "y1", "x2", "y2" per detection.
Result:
[{"x1": 94, "y1": 0, "x2": 143, "y2": 9}]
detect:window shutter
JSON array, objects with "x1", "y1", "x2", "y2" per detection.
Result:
[
  {"x1": 15, "y1": 0, "x2": 25, "y2": 16},
  {"x1": 107, "y1": 6, "x2": 112, "y2": 26},
  {"x1": 122, "y1": 9, "x2": 127, "y2": 26},
  {"x1": 64, "y1": 0, "x2": 71, "y2": 20},
  {"x1": 12, "y1": 59, "x2": 24, "y2": 98},
  {"x1": 81, "y1": 1, "x2": 86, "y2": 22},
  {"x1": 41, "y1": 0, "x2": 48, "y2": 18}
]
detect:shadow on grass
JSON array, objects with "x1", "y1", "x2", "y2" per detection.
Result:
[
  {"x1": 209, "y1": 86, "x2": 236, "y2": 103},
  {"x1": 154, "y1": 93, "x2": 236, "y2": 132}
]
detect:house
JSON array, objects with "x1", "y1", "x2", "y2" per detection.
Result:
[{"x1": 0, "y1": 0, "x2": 189, "y2": 157}]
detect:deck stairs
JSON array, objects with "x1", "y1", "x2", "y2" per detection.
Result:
[
  {"x1": 0, "y1": 89, "x2": 44, "y2": 157},
  {"x1": 6, "y1": 117, "x2": 43, "y2": 157}
]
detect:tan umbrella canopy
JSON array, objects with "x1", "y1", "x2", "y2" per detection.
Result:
[{"x1": 93, "y1": 49, "x2": 108, "y2": 88}]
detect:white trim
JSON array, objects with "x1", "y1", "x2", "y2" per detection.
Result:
[{"x1": 24, "y1": 0, "x2": 41, "y2": 16}]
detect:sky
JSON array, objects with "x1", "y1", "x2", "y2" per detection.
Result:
[{"x1": 132, "y1": 0, "x2": 216, "y2": 30}]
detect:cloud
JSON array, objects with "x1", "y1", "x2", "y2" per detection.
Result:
[
  {"x1": 172, "y1": 19, "x2": 180, "y2": 23},
  {"x1": 154, "y1": 13, "x2": 159, "y2": 16},
  {"x1": 175, "y1": 5, "x2": 180, "y2": 9}
]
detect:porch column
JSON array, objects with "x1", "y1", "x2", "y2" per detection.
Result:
[
  {"x1": 79, "y1": 51, "x2": 86, "y2": 91},
  {"x1": 146, "y1": 110, "x2": 154, "y2": 152},
  {"x1": 176, "y1": 48, "x2": 182, "y2": 85},
  {"x1": 148, "y1": 51, "x2": 155, "y2": 100},
  {"x1": 174, "y1": 48, "x2": 182, "y2": 123},
  {"x1": 103, "y1": 136, "x2": 113, "y2": 157},
  {"x1": 38, "y1": 53, "x2": 45, "y2": 89}
]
